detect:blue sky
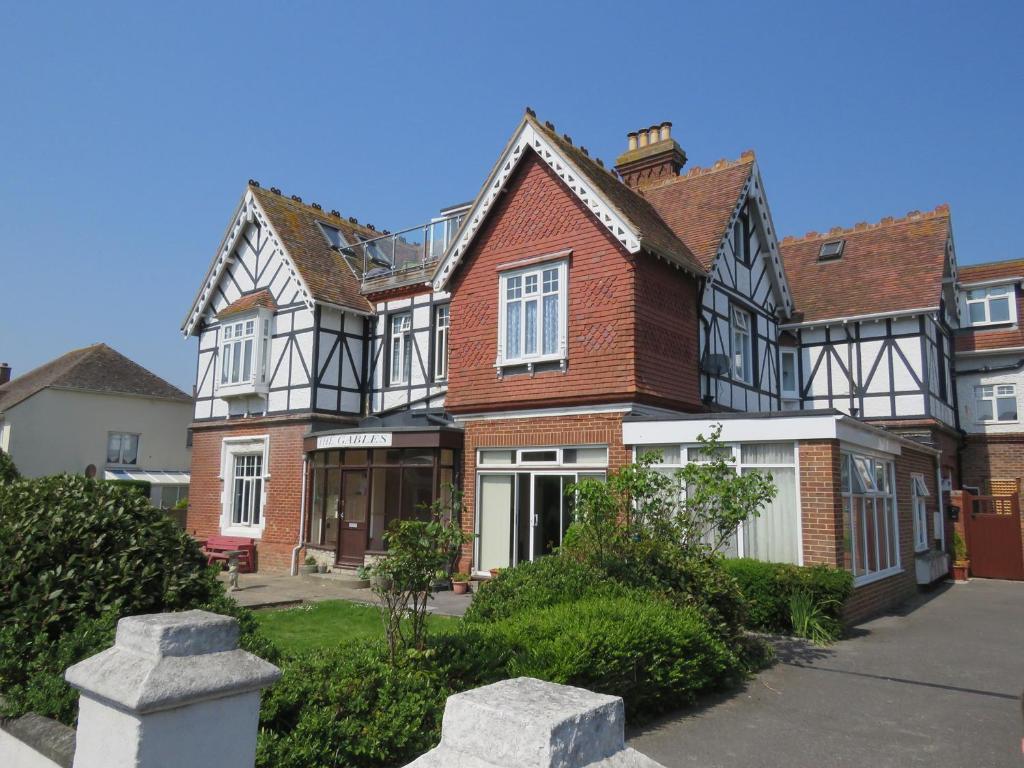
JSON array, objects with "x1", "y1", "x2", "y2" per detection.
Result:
[{"x1": 1, "y1": 1, "x2": 1021, "y2": 390}]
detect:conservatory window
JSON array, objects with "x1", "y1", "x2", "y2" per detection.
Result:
[{"x1": 841, "y1": 452, "x2": 900, "y2": 585}]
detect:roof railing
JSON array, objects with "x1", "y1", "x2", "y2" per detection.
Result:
[{"x1": 347, "y1": 211, "x2": 464, "y2": 285}]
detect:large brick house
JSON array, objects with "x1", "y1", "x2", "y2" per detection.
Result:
[{"x1": 183, "y1": 109, "x2": 981, "y2": 620}]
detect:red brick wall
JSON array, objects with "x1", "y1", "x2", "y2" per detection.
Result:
[
  {"x1": 799, "y1": 440, "x2": 844, "y2": 568},
  {"x1": 445, "y1": 150, "x2": 699, "y2": 414},
  {"x1": 188, "y1": 419, "x2": 310, "y2": 572},
  {"x1": 457, "y1": 412, "x2": 629, "y2": 570}
]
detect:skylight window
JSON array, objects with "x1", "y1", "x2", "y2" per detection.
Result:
[
  {"x1": 317, "y1": 222, "x2": 347, "y2": 250},
  {"x1": 818, "y1": 239, "x2": 845, "y2": 261}
]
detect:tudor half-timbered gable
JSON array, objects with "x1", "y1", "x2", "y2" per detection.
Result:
[
  {"x1": 780, "y1": 205, "x2": 959, "y2": 427},
  {"x1": 638, "y1": 151, "x2": 794, "y2": 412}
]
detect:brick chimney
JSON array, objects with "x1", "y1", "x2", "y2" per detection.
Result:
[
  {"x1": 614, "y1": 121, "x2": 687, "y2": 191},
  {"x1": 0, "y1": 363, "x2": 10, "y2": 386}
]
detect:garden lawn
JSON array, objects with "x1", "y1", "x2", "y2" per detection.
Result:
[{"x1": 254, "y1": 599, "x2": 459, "y2": 654}]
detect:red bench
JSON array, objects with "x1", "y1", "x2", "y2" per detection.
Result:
[{"x1": 201, "y1": 535, "x2": 256, "y2": 573}]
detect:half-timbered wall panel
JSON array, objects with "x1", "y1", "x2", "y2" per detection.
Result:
[
  {"x1": 369, "y1": 290, "x2": 449, "y2": 413},
  {"x1": 700, "y1": 199, "x2": 781, "y2": 412},
  {"x1": 312, "y1": 307, "x2": 364, "y2": 416}
]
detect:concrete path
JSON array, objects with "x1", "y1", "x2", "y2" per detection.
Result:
[
  {"x1": 220, "y1": 572, "x2": 473, "y2": 617},
  {"x1": 628, "y1": 579, "x2": 1024, "y2": 768}
]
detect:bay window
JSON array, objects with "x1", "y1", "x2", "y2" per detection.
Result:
[
  {"x1": 975, "y1": 384, "x2": 1017, "y2": 422},
  {"x1": 731, "y1": 307, "x2": 753, "y2": 384},
  {"x1": 218, "y1": 310, "x2": 272, "y2": 396},
  {"x1": 498, "y1": 260, "x2": 567, "y2": 366},
  {"x1": 964, "y1": 285, "x2": 1015, "y2": 326},
  {"x1": 841, "y1": 452, "x2": 900, "y2": 584},
  {"x1": 390, "y1": 313, "x2": 412, "y2": 384}
]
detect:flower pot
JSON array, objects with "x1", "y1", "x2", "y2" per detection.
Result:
[
  {"x1": 452, "y1": 580, "x2": 469, "y2": 595},
  {"x1": 952, "y1": 560, "x2": 970, "y2": 582},
  {"x1": 489, "y1": 568, "x2": 503, "y2": 578}
]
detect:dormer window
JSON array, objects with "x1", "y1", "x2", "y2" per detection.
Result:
[
  {"x1": 964, "y1": 285, "x2": 1015, "y2": 326},
  {"x1": 818, "y1": 240, "x2": 845, "y2": 261},
  {"x1": 217, "y1": 309, "x2": 273, "y2": 397}
]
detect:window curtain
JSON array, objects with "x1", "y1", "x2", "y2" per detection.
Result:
[
  {"x1": 543, "y1": 294, "x2": 558, "y2": 354},
  {"x1": 741, "y1": 466, "x2": 799, "y2": 564},
  {"x1": 506, "y1": 303, "x2": 520, "y2": 358},
  {"x1": 479, "y1": 475, "x2": 514, "y2": 572}
]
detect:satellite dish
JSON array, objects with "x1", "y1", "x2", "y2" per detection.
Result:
[{"x1": 84, "y1": 464, "x2": 97, "y2": 479}]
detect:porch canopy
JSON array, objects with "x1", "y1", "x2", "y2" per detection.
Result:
[{"x1": 104, "y1": 469, "x2": 191, "y2": 485}]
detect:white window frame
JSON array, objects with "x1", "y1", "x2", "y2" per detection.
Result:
[
  {"x1": 780, "y1": 349, "x2": 798, "y2": 399},
  {"x1": 497, "y1": 260, "x2": 568, "y2": 368},
  {"x1": 217, "y1": 309, "x2": 273, "y2": 398},
  {"x1": 910, "y1": 473, "x2": 930, "y2": 553},
  {"x1": 841, "y1": 452, "x2": 901, "y2": 586},
  {"x1": 730, "y1": 306, "x2": 753, "y2": 385},
  {"x1": 434, "y1": 304, "x2": 450, "y2": 382},
  {"x1": 107, "y1": 431, "x2": 140, "y2": 466},
  {"x1": 975, "y1": 384, "x2": 1018, "y2": 423},
  {"x1": 389, "y1": 312, "x2": 412, "y2": 385},
  {"x1": 219, "y1": 436, "x2": 269, "y2": 537},
  {"x1": 963, "y1": 285, "x2": 1016, "y2": 327}
]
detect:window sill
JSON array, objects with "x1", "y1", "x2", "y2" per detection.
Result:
[
  {"x1": 217, "y1": 382, "x2": 269, "y2": 399},
  {"x1": 853, "y1": 566, "x2": 903, "y2": 588},
  {"x1": 220, "y1": 524, "x2": 264, "y2": 539},
  {"x1": 495, "y1": 357, "x2": 567, "y2": 377}
]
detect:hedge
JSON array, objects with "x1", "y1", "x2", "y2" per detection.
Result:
[
  {"x1": 0, "y1": 450, "x2": 18, "y2": 484},
  {"x1": 721, "y1": 558, "x2": 853, "y2": 636}
]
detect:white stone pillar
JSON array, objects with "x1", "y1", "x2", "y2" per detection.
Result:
[
  {"x1": 65, "y1": 610, "x2": 280, "y2": 768},
  {"x1": 405, "y1": 677, "x2": 667, "y2": 768}
]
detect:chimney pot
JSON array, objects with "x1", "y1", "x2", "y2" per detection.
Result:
[
  {"x1": 0, "y1": 363, "x2": 10, "y2": 386},
  {"x1": 637, "y1": 129, "x2": 649, "y2": 148},
  {"x1": 649, "y1": 125, "x2": 662, "y2": 143},
  {"x1": 627, "y1": 131, "x2": 638, "y2": 151},
  {"x1": 659, "y1": 121, "x2": 672, "y2": 142}
]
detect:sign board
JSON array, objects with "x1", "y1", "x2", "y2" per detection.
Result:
[{"x1": 315, "y1": 432, "x2": 393, "y2": 450}]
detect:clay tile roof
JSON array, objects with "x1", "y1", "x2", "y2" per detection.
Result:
[
  {"x1": 958, "y1": 258, "x2": 1024, "y2": 284},
  {"x1": 249, "y1": 185, "x2": 376, "y2": 314},
  {"x1": 0, "y1": 343, "x2": 190, "y2": 413},
  {"x1": 528, "y1": 116, "x2": 705, "y2": 276},
  {"x1": 779, "y1": 205, "x2": 951, "y2": 324},
  {"x1": 218, "y1": 289, "x2": 277, "y2": 319},
  {"x1": 956, "y1": 258, "x2": 1024, "y2": 354},
  {"x1": 639, "y1": 153, "x2": 755, "y2": 270}
]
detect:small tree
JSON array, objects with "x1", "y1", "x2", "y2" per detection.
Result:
[{"x1": 360, "y1": 489, "x2": 470, "y2": 663}]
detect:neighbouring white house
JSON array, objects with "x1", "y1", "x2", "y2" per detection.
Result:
[{"x1": 0, "y1": 343, "x2": 192, "y2": 510}]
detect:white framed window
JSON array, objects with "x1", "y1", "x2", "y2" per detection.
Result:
[
  {"x1": 389, "y1": 313, "x2": 412, "y2": 385},
  {"x1": 911, "y1": 474, "x2": 930, "y2": 553},
  {"x1": 730, "y1": 306, "x2": 753, "y2": 384},
  {"x1": 964, "y1": 285, "x2": 1015, "y2": 326},
  {"x1": 434, "y1": 304, "x2": 449, "y2": 381},
  {"x1": 220, "y1": 436, "x2": 268, "y2": 535},
  {"x1": 498, "y1": 261, "x2": 567, "y2": 366},
  {"x1": 218, "y1": 310, "x2": 272, "y2": 395},
  {"x1": 107, "y1": 432, "x2": 140, "y2": 466},
  {"x1": 159, "y1": 484, "x2": 189, "y2": 509},
  {"x1": 975, "y1": 384, "x2": 1018, "y2": 423},
  {"x1": 780, "y1": 349, "x2": 798, "y2": 399},
  {"x1": 841, "y1": 452, "x2": 900, "y2": 585}
]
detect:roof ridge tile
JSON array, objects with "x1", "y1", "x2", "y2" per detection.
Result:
[{"x1": 781, "y1": 203, "x2": 950, "y2": 245}]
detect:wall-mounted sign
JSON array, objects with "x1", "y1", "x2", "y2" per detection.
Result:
[{"x1": 315, "y1": 432, "x2": 393, "y2": 450}]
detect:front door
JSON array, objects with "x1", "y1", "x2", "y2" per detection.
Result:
[{"x1": 336, "y1": 469, "x2": 369, "y2": 567}]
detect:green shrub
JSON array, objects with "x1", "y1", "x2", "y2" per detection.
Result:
[
  {"x1": 464, "y1": 555, "x2": 632, "y2": 623},
  {"x1": 105, "y1": 478, "x2": 152, "y2": 499},
  {"x1": 0, "y1": 450, "x2": 18, "y2": 484},
  {"x1": 460, "y1": 594, "x2": 741, "y2": 721},
  {"x1": 722, "y1": 558, "x2": 852, "y2": 639}
]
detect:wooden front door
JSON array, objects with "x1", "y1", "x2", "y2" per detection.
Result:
[
  {"x1": 336, "y1": 470, "x2": 369, "y2": 567},
  {"x1": 964, "y1": 494, "x2": 1024, "y2": 581}
]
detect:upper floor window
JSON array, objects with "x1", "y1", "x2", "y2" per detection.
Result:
[
  {"x1": 434, "y1": 305, "x2": 450, "y2": 381},
  {"x1": 780, "y1": 349, "x2": 798, "y2": 399},
  {"x1": 390, "y1": 313, "x2": 412, "y2": 385},
  {"x1": 499, "y1": 261, "x2": 567, "y2": 365},
  {"x1": 219, "y1": 312, "x2": 272, "y2": 394},
  {"x1": 976, "y1": 384, "x2": 1017, "y2": 423},
  {"x1": 964, "y1": 285, "x2": 1015, "y2": 326},
  {"x1": 730, "y1": 307, "x2": 753, "y2": 384},
  {"x1": 107, "y1": 432, "x2": 139, "y2": 466}
]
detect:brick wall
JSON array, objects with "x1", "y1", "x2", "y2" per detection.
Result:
[
  {"x1": 799, "y1": 440, "x2": 844, "y2": 568},
  {"x1": 445, "y1": 150, "x2": 699, "y2": 414},
  {"x1": 457, "y1": 412, "x2": 629, "y2": 570},
  {"x1": 188, "y1": 419, "x2": 310, "y2": 572}
]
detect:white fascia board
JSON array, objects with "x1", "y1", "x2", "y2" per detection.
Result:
[
  {"x1": 780, "y1": 306, "x2": 939, "y2": 330},
  {"x1": 623, "y1": 414, "x2": 841, "y2": 446},
  {"x1": 432, "y1": 119, "x2": 642, "y2": 291},
  {"x1": 956, "y1": 346, "x2": 1024, "y2": 359}
]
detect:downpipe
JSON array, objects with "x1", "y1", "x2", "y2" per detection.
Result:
[{"x1": 290, "y1": 455, "x2": 309, "y2": 576}]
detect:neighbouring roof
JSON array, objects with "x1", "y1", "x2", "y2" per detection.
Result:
[
  {"x1": 956, "y1": 258, "x2": 1024, "y2": 354},
  {"x1": 218, "y1": 288, "x2": 278, "y2": 319},
  {"x1": 528, "y1": 115, "x2": 705, "y2": 275},
  {"x1": 958, "y1": 258, "x2": 1024, "y2": 285},
  {"x1": 640, "y1": 153, "x2": 756, "y2": 270},
  {"x1": 780, "y1": 205, "x2": 952, "y2": 324},
  {"x1": 0, "y1": 344, "x2": 191, "y2": 414},
  {"x1": 248, "y1": 185, "x2": 378, "y2": 314}
]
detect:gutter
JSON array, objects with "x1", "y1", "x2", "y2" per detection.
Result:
[
  {"x1": 954, "y1": 358, "x2": 1024, "y2": 376},
  {"x1": 780, "y1": 305, "x2": 940, "y2": 330},
  {"x1": 289, "y1": 455, "x2": 309, "y2": 576}
]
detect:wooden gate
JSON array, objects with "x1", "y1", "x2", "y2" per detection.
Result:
[{"x1": 962, "y1": 491, "x2": 1024, "y2": 581}]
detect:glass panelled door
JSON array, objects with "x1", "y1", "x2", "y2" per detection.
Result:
[
  {"x1": 336, "y1": 470, "x2": 369, "y2": 567},
  {"x1": 532, "y1": 475, "x2": 575, "y2": 559}
]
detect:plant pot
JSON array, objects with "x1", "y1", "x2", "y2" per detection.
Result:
[
  {"x1": 299, "y1": 564, "x2": 318, "y2": 575},
  {"x1": 489, "y1": 568, "x2": 503, "y2": 578},
  {"x1": 952, "y1": 560, "x2": 970, "y2": 582},
  {"x1": 452, "y1": 580, "x2": 469, "y2": 595}
]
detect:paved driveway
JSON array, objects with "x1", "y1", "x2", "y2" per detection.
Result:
[{"x1": 628, "y1": 579, "x2": 1024, "y2": 768}]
